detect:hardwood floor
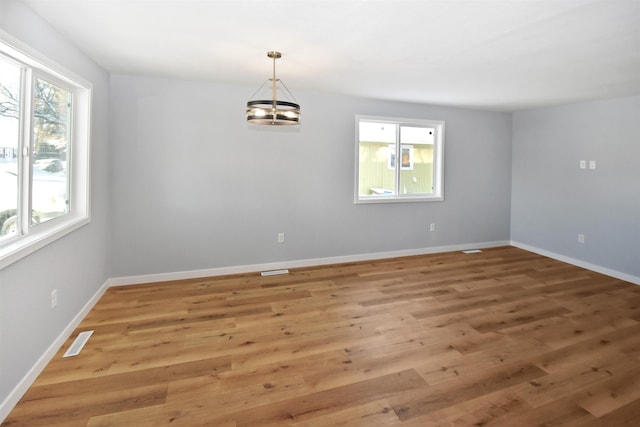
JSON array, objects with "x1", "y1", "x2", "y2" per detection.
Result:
[{"x1": 4, "y1": 246, "x2": 640, "y2": 426}]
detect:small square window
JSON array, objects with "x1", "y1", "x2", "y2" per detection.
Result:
[{"x1": 355, "y1": 116, "x2": 444, "y2": 203}]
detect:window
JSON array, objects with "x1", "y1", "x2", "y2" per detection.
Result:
[
  {"x1": 0, "y1": 35, "x2": 91, "y2": 269},
  {"x1": 355, "y1": 115, "x2": 444, "y2": 203}
]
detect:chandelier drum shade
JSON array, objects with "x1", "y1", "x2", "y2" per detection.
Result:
[{"x1": 246, "y1": 51, "x2": 300, "y2": 125}]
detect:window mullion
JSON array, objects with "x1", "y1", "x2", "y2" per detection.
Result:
[
  {"x1": 18, "y1": 67, "x2": 33, "y2": 235},
  {"x1": 395, "y1": 124, "x2": 401, "y2": 196}
]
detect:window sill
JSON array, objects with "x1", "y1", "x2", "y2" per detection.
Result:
[
  {"x1": 355, "y1": 195, "x2": 444, "y2": 204},
  {"x1": 0, "y1": 216, "x2": 89, "y2": 270}
]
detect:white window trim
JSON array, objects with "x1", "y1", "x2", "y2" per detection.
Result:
[
  {"x1": 355, "y1": 115, "x2": 445, "y2": 204},
  {"x1": 0, "y1": 30, "x2": 91, "y2": 270}
]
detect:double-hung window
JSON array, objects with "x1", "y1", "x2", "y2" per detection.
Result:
[
  {"x1": 0, "y1": 35, "x2": 91, "y2": 268},
  {"x1": 355, "y1": 115, "x2": 444, "y2": 203}
]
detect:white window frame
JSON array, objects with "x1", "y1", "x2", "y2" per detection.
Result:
[
  {"x1": 355, "y1": 115, "x2": 444, "y2": 204},
  {"x1": 0, "y1": 31, "x2": 91, "y2": 270}
]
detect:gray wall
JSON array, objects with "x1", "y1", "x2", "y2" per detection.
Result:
[
  {"x1": 0, "y1": 0, "x2": 110, "y2": 408},
  {"x1": 511, "y1": 95, "x2": 640, "y2": 278},
  {"x1": 110, "y1": 75, "x2": 513, "y2": 277}
]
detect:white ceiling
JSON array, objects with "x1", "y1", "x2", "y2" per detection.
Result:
[{"x1": 22, "y1": 0, "x2": 640, "y2": 111}]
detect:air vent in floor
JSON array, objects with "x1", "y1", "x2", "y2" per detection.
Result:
[{"x1": 63, "y1": 330, "x2": 94, "y2": 357}]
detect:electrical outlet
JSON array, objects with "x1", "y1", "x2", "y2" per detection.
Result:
[
  {"x1": 578, "y1": 233, "x2": 585, "y2": 244},
  {"x1": 589, "y1": 160, "x2": 596, "y2": 170},
  {"x1": 51, "y1": 289, "x2": 58, "y2": 308},
  {"x1": 429, "y1": 223, "x2": 436, "y2": 232},
  {"x1": 277, "y1": 232, "x2": 285, "y2": 243},
  {"x1": 579, "y1": 160, "x2": 586, "y2": 169}
]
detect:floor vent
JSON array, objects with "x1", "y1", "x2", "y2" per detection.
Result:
[
  {"x1": 462, "y1": 249, "x2": 483, "y2": 254},
  {"x1": 63, "y1": 330, "x2": 94, "y2": 357},
  {"x1": 261, "y1": 269, "x2": 289, "y2": 277}
]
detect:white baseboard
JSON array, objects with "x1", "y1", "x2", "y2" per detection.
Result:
[
  {"x1": 0, "y1": 280, "x2": 110, "y2": 424},
  {"x1": 107, "y1": 240, "x2": 511, "y2": 287},
  {"x1": 511, "y1": 241, "x2": 640, "y2": 286}
]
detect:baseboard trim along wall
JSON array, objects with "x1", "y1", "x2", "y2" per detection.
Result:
[
  {"x1": 107, "y1": 240, "x2": 512, "y2": 287},
  {"x1": 0, "y1": 280, "x2": 110, "y2": 424},
  {"x1": 511, "y1": 241, "x2": 640, "y2": 286}
]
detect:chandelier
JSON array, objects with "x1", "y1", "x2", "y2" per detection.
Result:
[{"x1": 246, "y1": 51, "x2": 300, "y2": 125}]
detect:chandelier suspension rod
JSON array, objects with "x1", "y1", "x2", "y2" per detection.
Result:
[{"x1": 269, "y1": 51, "x2": 280, "y2": 107}]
